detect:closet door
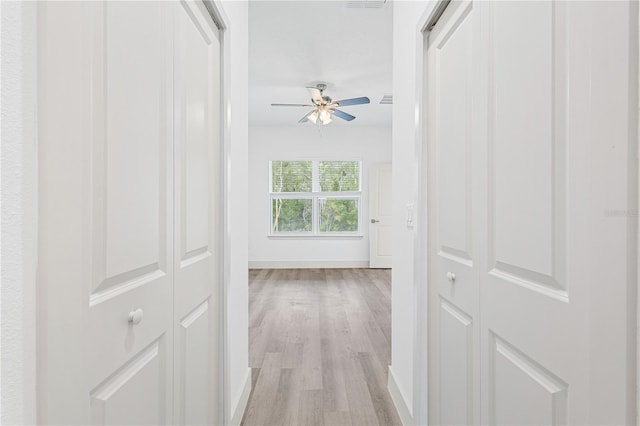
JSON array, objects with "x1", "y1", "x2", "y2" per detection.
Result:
[
  {"x1": 38, "y1": 2, "x2": 175, "y2": 424},
  {"x1": 173, "y1": 1, "x2": 222, "y2": 425},
  {"x1": 426, "y1": 1, "x2": 481, "y2": 424},
  {"x1": 427, "y1": 1, "x2": 636, "y2": 424},
  {"x1": 479, "y1": 2, "x2": 635, "y2": 424}
]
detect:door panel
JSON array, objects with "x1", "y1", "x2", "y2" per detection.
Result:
[
  {"x1": 178, "y1": 300, "x2": 213, "y2": 426},
  {"x1": 173, "y1": 1, "x2": 221, "y2": 424},
  {"x1": 489, "y1": 1, "x2": 565, "y2": 293},
  {"x1": 435, "y1": 6, "x2": 473, "y2": 263},
  {"x1": 490, "y1": 335, "x2": 567, "y2": 426},
  {"x1": 90, "y1": 339, "x2": 168, "y2": 426},
  {"x1": 439, "y1": 299, "x2": 473, "y2": 426},
  {"x1": 427, "y1": 1, "x2": 480, "y2": 425}
]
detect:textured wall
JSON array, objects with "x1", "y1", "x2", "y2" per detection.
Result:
[{"x1": 1, "y1": 1, "x2": 38, "y2": 424}]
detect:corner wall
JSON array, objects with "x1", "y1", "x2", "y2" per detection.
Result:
[
  {"x1": 390, "y1": 0, "x2": 435, "y2": 423},
  {"x1": 220, "y1": 1, "x2": 250, "y2": 424}
]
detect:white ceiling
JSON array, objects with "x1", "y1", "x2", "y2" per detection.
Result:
[{"x1": 248, "y1": 1, "x2": 393, "y2": 127}]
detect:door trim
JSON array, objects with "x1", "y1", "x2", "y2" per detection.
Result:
[
  {"x1": 200, "y1": 1, "x2": 232, "y2": 425},
  {"x1": 412, "y1": 2, "x2": 449, "y2": 425}
]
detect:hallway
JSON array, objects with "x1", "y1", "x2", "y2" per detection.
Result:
[{"x1": 242, "y1": 269, "x2": 401, "y2": 426}]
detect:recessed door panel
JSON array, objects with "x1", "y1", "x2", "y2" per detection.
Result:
[
  {"x1": 180, "y1": 1, "x2": 213, "y2": 260},
  {"x1": 439, "y1": 299, "x2": 473, "y2": 426},
  {"x1": 178, "y1": 300, "x2": 212, "y2": 425},
  {"x1": 435, "y1": 4, "x2": 473, "y2": 263},
  {"x1": 489, "y1": 1, "x2": 566, "y2": 294},
  {"x1": 90, "y1": 1, "x2": 170, "y2": 302},
  {"x1": 490, "y1": 335, "x2": 567, "y2": 426},
  {"x1": 91, "y1": 340, "x2": 169, "y2": 426}
]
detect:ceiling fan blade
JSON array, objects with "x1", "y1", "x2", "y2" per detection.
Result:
[
  {"x1": 332, "y1": 109, "x2": 356, "y2": 121},
  {"x1": 306, "y1": 87, "x2": 323, "y2": 104},
  {"x1": 271, "y1": 103, "x2": 315, "y2": 107},
  {"x1": 333, "y1": 96, "x2": 370, "y2": 107},
  {"x1": 298, "y1": 111, "x2": 313, "y2": 123}
]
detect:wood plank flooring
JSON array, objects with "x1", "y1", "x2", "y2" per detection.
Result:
[{"x1": 242, "y1": 269, "x2": 401, "y2": 426}]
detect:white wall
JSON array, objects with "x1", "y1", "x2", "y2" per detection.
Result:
[
  {"x1": 389, "y1": 1, "x2": 435, "y2": 424},
  {"x1": 248, "y1": 125, "x2": 391, "y2": 268},
  {"x1": 0, "y1": 1, "x2": 38, "y2": 424},
  {"x1": 220, "y1": 1, "x2": 250, "y2": 424}
]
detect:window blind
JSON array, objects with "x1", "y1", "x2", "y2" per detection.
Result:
[
  {"x1": 319, "y1": 161, "x2": 360, "y2": 192},
  {"x1": 271, "y1": 161, "x2": 313, "y2": 192}
]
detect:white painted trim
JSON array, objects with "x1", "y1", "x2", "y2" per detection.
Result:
[
  {"x1": 229, "y1": 368, "x2": 251, "y2": 426},
  {"x1": 388, "y1": 366, "x2": 414, "y2": 426},
  {"x1": 412, "y1": 2, "x2": 446, "y2": 426},
  {"x1": 637, "y1": 3, "x2": 640, "y2": 423},
  {"x1": 208, "y1": 0, "x2": 232, "y2": 424},
  {"x1": 248, "y1": 260, "x2": 370, "y2": 269}
]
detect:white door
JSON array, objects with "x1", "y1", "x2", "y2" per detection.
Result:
[
  {"x1": 426, "y1": 1, "x2": 480, "y2": 424},
  {"x1": 369, "y1": 163, "x2": 393, "y2": 268},
  {"x1": 37, "y1": 2, "x2": 222, "y2": 424},
  {"x1": 173, "y1": 2, "x2": 221, "y2": 425},
  {"x1": 426, "y1": 1, "x2": 636, "y2": 424}
]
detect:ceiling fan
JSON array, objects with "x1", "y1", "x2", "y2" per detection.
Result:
[{"x1": 271, "y1": 83, "x2": 370, "y2": 125}]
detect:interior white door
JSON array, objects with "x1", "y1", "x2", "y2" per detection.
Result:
[
  {"x1": 369, "y1": 163, "x2": 393, "y2": 268},
  {"x1": 173, "y1": 1, "x2": 221, "y2": 425},
  {"x1": 38, "y1": 2, "x2": 175, "y2": 423},
  {"x1": 37, "y1": 1, "x2": 223, "y2": 424},
  {"x1": 426, "y1": 1, "x2": 481, "y2": 424},
  {"x1": 426, "y1": 1, "x2": 636, "y2": 425}
]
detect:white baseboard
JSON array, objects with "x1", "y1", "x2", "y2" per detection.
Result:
[
  {"x1": 230, "y1": 368, "x2": 252, "y2": 426},
  {"x1": 248, "y1": 260, "x2": 369, "y2": 269},
  {"x1": 388, "y1": 366, "x2": 413, "y2": 426}
]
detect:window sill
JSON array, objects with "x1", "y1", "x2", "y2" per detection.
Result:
[{"x1": 267, "y1": 234, "x2": 364, "y2": 240}]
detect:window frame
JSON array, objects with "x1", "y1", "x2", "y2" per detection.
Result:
[{"x1": 268, "y1": 160, "x2": 363, "y2": 237}]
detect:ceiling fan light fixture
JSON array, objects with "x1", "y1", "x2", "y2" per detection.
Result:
[
  {"x1": 307, "y1": 110, "x2": 319, "y2": 124},
  {"x1": 273, "y1": 84, "x2": 369, "y2": 125},
  {"x1": 319, "y1": 109, "x2": 332, "y2": 124}
]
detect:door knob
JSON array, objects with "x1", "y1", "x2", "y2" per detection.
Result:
[
  {"x1": 128, "y1": 308, "x2": 144, "y2": 325},
  {"x1": 371, "y1": 219, "x2": 380, "y2": 223},
  {"x1": 447, "y1": 272, "x2": 456, "y2": 283}
]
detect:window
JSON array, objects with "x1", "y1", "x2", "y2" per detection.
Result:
[{"x1": 270, "y1": 160, "x2": 362, "y2": 236}]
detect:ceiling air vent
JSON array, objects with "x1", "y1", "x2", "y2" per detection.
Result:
[
  {"x1": 346, "y1": 0, "x2": 387, "y2": 8},
  {"x1": 379, "y1": 94, "x2": 393, "y2": 105}
]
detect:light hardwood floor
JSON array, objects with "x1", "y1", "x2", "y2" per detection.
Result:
[{"x1": 242, "y1": 268, "x2": 401, "y2": 426}]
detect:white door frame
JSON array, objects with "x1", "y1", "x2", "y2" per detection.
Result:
[
  {"x1": 197, "y1": 1, "x2": 231, "y2": 424},
  {"x1": 0, "y1": 1, "x2": 231, "y2": 423},
  {"x1": 412, "y1": 3, "x2": 449, "y2": 425},
  {"x1": 200, "y1": 1, "x2": 234, "y2": 424},
  {"x1": 412, "y1": 1, "x2": 639, "y2": 425}
]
